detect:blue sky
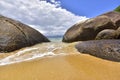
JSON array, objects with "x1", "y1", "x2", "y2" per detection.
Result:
[{"x1": 59, "y1": 0, "x2": 120, "y2": 18}]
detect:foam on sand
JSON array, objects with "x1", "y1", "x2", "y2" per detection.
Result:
[
  {"x1": 0, "y1": 42, "x2": 77, "y2": 66},
  {"x1": 0, "y1": 42, "x2": 119, "y2": 80}
]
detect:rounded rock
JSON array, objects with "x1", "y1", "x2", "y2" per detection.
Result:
[
  {"x1": 63, "y1": 16, "x2": 115, "y2": 42},
  {"x1": 0, "y1": 15, "x2": 50, "y2": 52},
  {"x1": 75, "y1": 40, "x2": 120, "y2": 62},
  {"x1": 95, "y1": 29, "x2": 117, "y2": 40}
]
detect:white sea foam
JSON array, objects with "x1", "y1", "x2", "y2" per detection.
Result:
[
  {"x1": 0, "y1": 43, "x2": 66, "y2": 66},
  {"x1": 0, "y1": 52, "x2": 56, "y2": 66}
]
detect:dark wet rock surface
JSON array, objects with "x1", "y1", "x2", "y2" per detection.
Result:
[{"x1": 75, "y1": 40, "x2": 120, "y2": 62}]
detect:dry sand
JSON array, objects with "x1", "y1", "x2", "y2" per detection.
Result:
[{"x1": 0, "y1": 54, "x2": 120, "y2": 80}]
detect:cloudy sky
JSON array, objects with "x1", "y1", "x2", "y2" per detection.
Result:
[
  {"x1": 0, "y1": 0, "x2": 119, "y2": 37},
  {"x1": 0, "y1": 0, "x2": 88, "y2": 36}
]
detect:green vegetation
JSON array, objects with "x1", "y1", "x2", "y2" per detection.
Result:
[{"x1": 114, "y1": 6, "x2": 120, "y2": 12}]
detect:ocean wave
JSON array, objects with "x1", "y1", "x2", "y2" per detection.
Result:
[
  {"x1": 0, "y1": 49, "x2": 62, "y2": 66},
  {"x1": 0, "y1": 43, "x2": 68, "y2": 66}
]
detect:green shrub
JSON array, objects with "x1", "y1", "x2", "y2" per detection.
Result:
[{"x1": 114, "y1": 6, "x2": 120, "y2": 12}]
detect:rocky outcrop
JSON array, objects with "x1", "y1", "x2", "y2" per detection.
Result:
[
  {"x1": 63, "y1": 11, "x2": 120, "y2": 42},
  {"x1": 101, "y1": 11, "x2": 120, "y2": 28},
  {"x1": 75, "y1": 40, "x2": 120, "y2": 62},
  {"x1": 0, "y1": 15, "x2": 50, "y2": 52},
  {"x1": 95, "y1": 29, "x2": 117, "y2": 40},
  {"x1": 95, "y1": 26, "x2": 120, "y2": 40}
]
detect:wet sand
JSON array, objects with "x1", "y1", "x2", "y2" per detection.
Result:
[{"x1": 0, "y1": 54, "x2": 120, "y2": 80}]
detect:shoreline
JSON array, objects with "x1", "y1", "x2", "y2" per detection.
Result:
[{"x1": 0, "y1": 54, "x2": 120, "y2": 80}]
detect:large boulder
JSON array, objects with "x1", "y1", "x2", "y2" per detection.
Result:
[
  {"x1": 0, "y1": 15, "x2": 50, "y2": 52},
  {"x1": 63, "y1": 11, "x2": 120, "y2": 43},
  {"x1": 101, "y1": 11, "x2": 120, "y2": 28},
  {"x1": 95, "y1": 29, "x2": 117, "y2": 40},
  {"x1": 63, "y1": 16, "x2": 115, "y2": 42},
  {"x1": 75, "y1": 40, "x2": 120, "y2": 62}
]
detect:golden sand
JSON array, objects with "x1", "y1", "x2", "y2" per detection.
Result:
[
  {"x1": 0, "y1": 42, "x2": 120, "y2": 80},
  {"x1": 0, "y1": 54, "x2": 120, "y2": 80}
]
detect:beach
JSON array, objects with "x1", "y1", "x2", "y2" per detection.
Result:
[
  {"x1": 0, "y1": 0, "x2": 119, "y2": 80},
  {"x1": 0, "y1": 42, "x2": 120, "y2": 80}
]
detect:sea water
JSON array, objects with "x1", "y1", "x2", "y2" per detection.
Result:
[
  {"x1": 0, "y1": 37, "x2": 78, "y2": 66},
  {"x1": 47, "y1": 35, "x2": 63, "y2": 42}
]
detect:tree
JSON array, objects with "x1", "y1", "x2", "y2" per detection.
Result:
[{"x1": 114, "y1": 6, "x2": 120, "y2": 12}]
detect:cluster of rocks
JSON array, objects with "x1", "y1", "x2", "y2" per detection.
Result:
[
  {"x1": 0, "y1": 15, "x2": 50, "y2": 52},
  {"x1": 0, "y1": 10, "x2": 120, "y2": 62},
  {"x1": 62, "y1": 11, "x2": 120, "y2": 62},
  {"x1": 62, "y1": 11, "x2": 120, "y2": 42}
]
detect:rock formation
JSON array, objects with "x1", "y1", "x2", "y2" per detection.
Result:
[
  {"x1": 63, "y1": 11, "x2": 120, "y2": 42},
  {"x1": 0, "y1": 15, "x2": 50, "y2": 52},
  {"x1": 95, "y1": 29, "x2": 117, "y2": 40},
  {"x1": 75, "y1": 40, "x2": 120, "y2": 62}
]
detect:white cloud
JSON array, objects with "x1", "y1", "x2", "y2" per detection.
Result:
[{"x1": 0, "y1": 0, "x2": 88, "y2": 36}]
